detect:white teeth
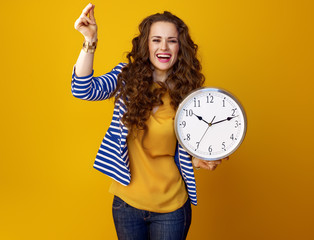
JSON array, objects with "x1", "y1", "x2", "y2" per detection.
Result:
[{"x1": 157, "y1": 54, "x2": 171, "y2": 58}]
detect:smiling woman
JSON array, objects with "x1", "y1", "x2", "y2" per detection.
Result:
[{"x1": 71, "y1": 4, "x2": 216, "y2": 240}]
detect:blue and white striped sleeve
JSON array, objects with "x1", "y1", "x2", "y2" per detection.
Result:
[{"x1": 71, "y1": 63, "x2": 126, "y2": 101}]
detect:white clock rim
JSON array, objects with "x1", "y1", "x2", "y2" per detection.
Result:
[{"x1": 174, "y1": 87, "x2": 248, "y2": 161}]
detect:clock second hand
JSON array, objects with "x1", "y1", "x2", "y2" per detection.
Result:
[{"x1": 195, "y1": 116, "x2": 216, "y2": 150}]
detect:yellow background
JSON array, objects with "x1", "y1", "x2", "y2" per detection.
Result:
[{"x1": 1, "y1": 0, "x2": 313, "y2": 239}]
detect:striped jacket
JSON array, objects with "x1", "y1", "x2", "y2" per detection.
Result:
[{"x1": 71, "y1": 63, "x2": 197, "y2": 205}]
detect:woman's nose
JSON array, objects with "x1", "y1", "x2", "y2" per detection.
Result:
[{"x1": 160, "y1": 40, "x2": 168, "y2": 50}]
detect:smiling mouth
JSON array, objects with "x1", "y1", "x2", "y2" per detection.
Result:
[
  {"x1": 156, "y1": 53, "x2": 171, "y2": 59},
  {"x1": 156, "y1": 53, "x2": 171, "y2": 63}
]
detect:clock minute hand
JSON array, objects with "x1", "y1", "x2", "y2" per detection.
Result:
[{"x1": 211, "y1": 116, "x2": 239, "y2": 126}]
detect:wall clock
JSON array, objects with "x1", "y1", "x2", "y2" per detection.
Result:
[{"x1": 174, "y1": 87, "x2": 247, "y2": 161}]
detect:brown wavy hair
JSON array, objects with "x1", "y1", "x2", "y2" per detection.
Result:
[{"x1": 112, "y1": 11, "x2": 205, "y2": 132}]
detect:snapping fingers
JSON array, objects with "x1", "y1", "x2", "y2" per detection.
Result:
[{"x1": 81, "y1": 3, "x2": 94, "y2": 17}]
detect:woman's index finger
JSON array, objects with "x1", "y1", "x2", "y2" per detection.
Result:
[{"x1": 81, "y1": 3, "x2": 93, "y2": 16}]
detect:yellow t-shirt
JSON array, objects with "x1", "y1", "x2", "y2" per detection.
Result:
[{"x1": 109, "y1": 91, "x2": 188, "y2": 213}]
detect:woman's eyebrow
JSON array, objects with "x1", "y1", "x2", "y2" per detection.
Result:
[{"x1": 151, "y1": 36, "x2": 178, "y2": 39}]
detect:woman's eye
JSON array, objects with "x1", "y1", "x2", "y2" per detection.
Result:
[{"x1": 152, "y1": 39, "x2": 160, "y2": 42}]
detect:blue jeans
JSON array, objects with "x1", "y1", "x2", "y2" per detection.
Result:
[{"x1": 112, "y1": 196, "x2": 191, "y2": 240}]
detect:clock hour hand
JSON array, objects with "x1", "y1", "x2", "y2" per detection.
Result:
[
  {"x1": 211, "y1": 116, "x2": 239, "y2": 126},
  {"x1": 193, "y1": 113, "x2": 210, "y2": 125}
]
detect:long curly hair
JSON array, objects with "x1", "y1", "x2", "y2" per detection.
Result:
[{"x1": 112, "y1": 11, "x2": 205, "y2": 132}]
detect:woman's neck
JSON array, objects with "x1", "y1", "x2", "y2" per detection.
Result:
[{"x1": 153, "y1": 69, "x2": 169, "y2": 82}]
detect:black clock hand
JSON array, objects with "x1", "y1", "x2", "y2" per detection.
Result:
[
  {"x1": 195, "y1": 116, "x2": 216, "y2": 150},
  {"x1": 211, "y1": 116, "x2": 239, "y2": 126},
  {"x1": 193, "y1": 113, "x2": 210, "y2": 125},
  {"x1": 209, "y1": 116, "x2": 216, "y2": 125}
]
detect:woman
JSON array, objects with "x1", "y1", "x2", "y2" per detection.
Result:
[{"x1": 72, "y1": 3, "x2": 224, "y2": 239}]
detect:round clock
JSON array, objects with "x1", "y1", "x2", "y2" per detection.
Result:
[{"x1": 174, "y1": 87, "x2": 247, "y2": 161}]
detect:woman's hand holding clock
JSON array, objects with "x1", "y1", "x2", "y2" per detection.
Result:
[{"x1": 192, "y1": 156, "x2": 229, "y2": 171}]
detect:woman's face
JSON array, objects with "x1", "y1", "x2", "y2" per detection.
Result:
[{"x1": 148, "y1": 21, "x2": 179, "y2": 78}]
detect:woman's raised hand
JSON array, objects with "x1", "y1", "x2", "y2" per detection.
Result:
[{"x1": 74, "y1": 3, "x2": 97, "y2": 42}]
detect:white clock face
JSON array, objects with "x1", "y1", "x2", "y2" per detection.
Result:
[{"x1": 174, "y1": 88, "x2": 247, "y2": 161}]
